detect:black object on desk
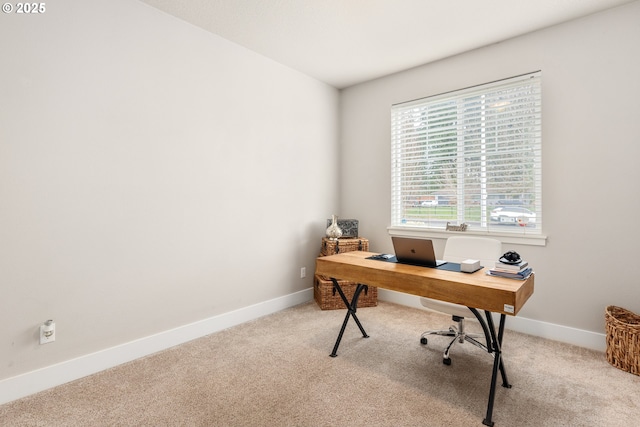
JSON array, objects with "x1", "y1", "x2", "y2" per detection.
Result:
[{"x1": 366, "y1": 254, "x2": 482, "y2": 273}]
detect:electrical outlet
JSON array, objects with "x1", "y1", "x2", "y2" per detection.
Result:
[
  {"x1": 40, "y1": 320, "x2": 55, "y2": 344},
  {"x1": 300, "y1": 267, "x2": 306, "y2": 278}
]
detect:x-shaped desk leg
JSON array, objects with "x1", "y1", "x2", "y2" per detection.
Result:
[
  {"x1": 468, "y1": 308, "x2": 512, "y2": 427},
  {"x1": 482, "y1": 311, "x2": 512, "y2": 427},
  {"x1": 329, "y1": 278, "x2": 369, "y2": 357}
]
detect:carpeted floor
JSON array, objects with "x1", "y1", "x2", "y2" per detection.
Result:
[{"x1": 1, "y1": 301, "x2": 638, "y2": 426}]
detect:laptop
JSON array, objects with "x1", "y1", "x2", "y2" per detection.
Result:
[{"x1": 391, "y1": 236, "x2": 447, "y2": 267}]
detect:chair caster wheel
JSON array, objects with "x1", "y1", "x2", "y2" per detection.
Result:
[
  {"x1": 443, "y1": 358, "x2": 451, "y2": 365},
  {"x1": 420, "y1": 337, "x2": 428, "y2": 345}
]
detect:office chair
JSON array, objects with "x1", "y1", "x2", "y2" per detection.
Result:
[{"x1": 420, "y1": 236, "x2": 502, "y2": 365}]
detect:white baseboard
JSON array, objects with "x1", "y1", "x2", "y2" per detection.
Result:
[
  {"x1": 0, "y1": 288, "x2": 313, "y2": 406},
  {"x1": 378, "y1": 289, "x2": 606, "y2": 352},
  {"x1": 1, "y1": 287, "x2": 606, "y2": 406}
]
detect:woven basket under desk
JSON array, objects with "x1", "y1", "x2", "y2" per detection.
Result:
[
  {"x1": 605, "y1": 305, "x2": 640, "y2": 375},
  {"x1": 314, "y1": 275, "x2": 378, "y2": 310}
]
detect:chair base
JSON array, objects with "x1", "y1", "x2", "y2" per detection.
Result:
[{"x1": 420, "y1": 316, "x2": 488, "y2": 364}]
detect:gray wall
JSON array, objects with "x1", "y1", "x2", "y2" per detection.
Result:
[
  {"x1": 0, "y1": 0, "x2": 338, "y2": 382},
  {"x1": 340, "y1": 2, "x2": 640, "y2": 335}
]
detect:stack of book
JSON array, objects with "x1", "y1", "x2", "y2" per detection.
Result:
[{"x1": 488, "y1": 259, "x2": 532, "y2": 280}]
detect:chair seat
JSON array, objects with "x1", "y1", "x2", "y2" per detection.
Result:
[{"x1": 420, "y1": 298, "x2": 474, "y2": 319}]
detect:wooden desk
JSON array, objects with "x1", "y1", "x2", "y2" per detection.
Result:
[
  {"x1": 315, "y1": 251, "x2": 534, "y2": 315},
  {"x1": 315, "y1": 251, "x2": 535, "y2": 427}
]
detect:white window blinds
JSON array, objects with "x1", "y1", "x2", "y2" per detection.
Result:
[{"x1": 391, "y1": 72, "x2": 542, "y2": 234}]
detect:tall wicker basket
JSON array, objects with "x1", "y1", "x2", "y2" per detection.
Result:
[{"x1": 605, "y1": 305, "x2": 640, "y2": 375}]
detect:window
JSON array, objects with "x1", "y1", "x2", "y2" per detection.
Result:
[{"x1": 391, "y1": 72, "x2": 542, "y2": 235}]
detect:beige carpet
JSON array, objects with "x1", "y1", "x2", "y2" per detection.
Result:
[{"x1": 1, "y1": 301, "x2": 639, "y2": 426}]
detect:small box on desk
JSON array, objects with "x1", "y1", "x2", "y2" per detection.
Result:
[
  {"x1": 320, "y1": 237, "x2": 369, "y2": 256},
  {"x1": 314, "y1": 275, "x2": 378, "y2": 310},
  {"x1": 461, "y1": 259, "x2": 481, "y2": 273}
]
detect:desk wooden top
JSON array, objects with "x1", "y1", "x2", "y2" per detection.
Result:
[{"x1": 315, "y1": 251, "x2": 534, "y2": 316}]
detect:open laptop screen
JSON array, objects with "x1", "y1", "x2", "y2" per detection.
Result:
[{"x1": 391, "y1": 236, "x2": 446, "y2": 267}]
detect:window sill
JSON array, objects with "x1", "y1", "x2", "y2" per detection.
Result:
[{"x1": 387, "y1": 226, "x2": 547, "y2": 247}]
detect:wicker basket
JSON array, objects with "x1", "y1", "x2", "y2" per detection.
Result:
[
  {"x1": 605, "y1": 305, "x2": 640, "y2": 375},
  {"x1": 314, "y1": 275, "x2": 378, "y2": 310},
  {"x1": 320, "y1": 237, "x2": 369, "y2": 256}
]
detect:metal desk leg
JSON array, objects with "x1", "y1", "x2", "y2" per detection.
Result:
[
  {"x1": 329, "y1": 278, "x2": 369, "y2": 357},
  {"x1": 482, "y1": 312, "x2": 512, "y2": 427},
  {"x1": 496, "y1": 314, "x2": 511, "y2": 387}
]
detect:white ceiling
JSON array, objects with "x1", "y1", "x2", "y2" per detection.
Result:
[{"x1": 139, "y1": 0, "x2": 635, "y2": 89}]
